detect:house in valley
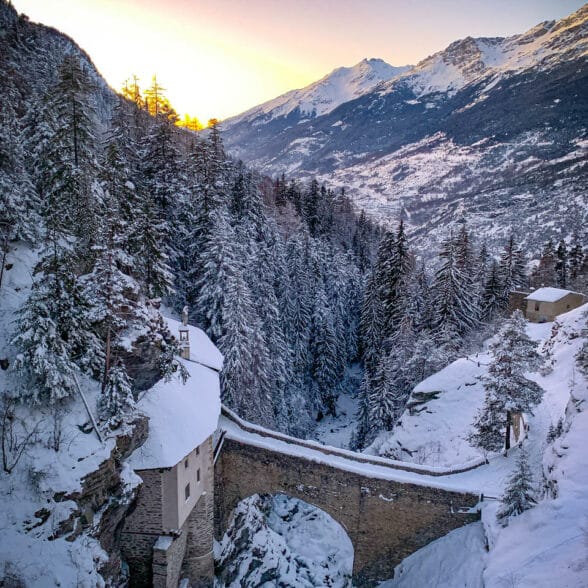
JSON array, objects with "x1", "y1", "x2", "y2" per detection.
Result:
[{"x1": 121, "y1": 314, "x2": 223, "y2": 588}]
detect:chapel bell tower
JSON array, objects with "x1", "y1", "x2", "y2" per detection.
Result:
[{"x1": 179, "y1": 305, "x2": 190, "y2": 360}]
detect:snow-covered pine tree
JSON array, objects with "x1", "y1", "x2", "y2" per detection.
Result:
[
  {"x1": 12, "y1": 243, "x2": 102, "y2": 403},
  {"x1": 359, "y1": 273, "x2": 385, "y2": 377},
  {"x1": 567, "y1": 234, "x2": 584, "y2": 288},
  {"x1": 135, "y1": 187, "x2": 174, "y2": 299},
  {"x1": 310, "y1": 288, "x2": 341, "y2": 417},
  {"x1": 377, "y1": 219, "x2": 413, "y2": 341},
  {"x1": 351, "y1": 374, "x2": 372, "y2": 451},
  {"x1": 496, "y1": 447, "x2": 536, "y2": 526},
  {"x1": 481, "y1": 260, "x2": 503, "y2": 323},
  {"x1": 43, "y1": 55, "x2": 102, "y2": 253},
  {"x1": 248, "y1": 231, "x2": 292, "y2": 429},
  {"x1": 0, "y1": 70, "x2": 40, "y2": 258},
  {"x1": 471, "y1": 310, "x2": 543, "y2": 453},
  {"x1": 303, "y1": 179, "x2": 321, "y2": 237},
  {"x1": 283, "y1": 232, "x2": 313, "y2": 387},
  {"x1": 368, "y1": 349, "x2": 407, "y2": 431},
  {"x1": 432, "y1": 232, "x2": 479, "y2": 343},
  {"x1": 98, "y1": 363, "x2": 135, "y2": 429},
  {"x1": 352, "y1": 209, "x2": 376, "y2": 273},
  {"x1": 498, "y1": 234, "x2": 527, "y2": 306},
  {"x1": 555, "y1": 239, "x2": 568, "y2": 289},
  {"x1": 219, "y1": 263, "x2": 274, "y2": 428},
  {"x1": 469, "y1": 388, "x2": 506, "y2": 453},
  {"x1": 195, "y1": 208, "x2": 240, "y2": 342},
  {"x1": 82, "y1": 152, "x2": 142, "y2": 401}
]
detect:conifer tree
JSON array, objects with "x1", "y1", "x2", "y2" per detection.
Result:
[
  {"x1": 0, "y1": 73, "x2": 39, "y2": 254},
  {"x1": 12, "y1": 245, "x2": 102, "y2": 403},
  {"x1": 498, "y1": 234, "x2": 527, "y2": 305},
  {"x1": 351, "y1": 374, "x2": 373, "y2": 451},
  {"x1": 377, "y1": 220, "x2": 413, "y2": 340},
  {"x1": 310, "y1": 288, "x2": 341, "y2": 416},
  {"x1": 359, "y1": 273, "x2": 384, "y2": 376},
  {"x1": 432, "y1": 233, "x2": 479, "y2": 341},
  {"x1": 568, "y1": 234, "x2": 584, "y2": 287},
  {"x1": 219, "y1": 265, "x2": 274, "y2": 428},
  {"x1": 43, "y1": 55, "x2": 102, "y2": 250},
  {"x1": 471, "y1": 311, "x2": 542, "y2": 453},
  {"x1": 368, "y1": 353, "x2": 405, "y2": 431},
  {"x1": 481, "y1": 260, "x2": 503, "y2": 323},
  {"x1": 496, "y1": 447, "x2": 536, "y2": 526},
  {"x1": 195, "y1": 208, "x2": 239, "y2": 341},
  {"x1": 98, "y1": 363, "x2": 135, "y2": 428},
  {"x1": 555, "y1": 239, "x2": 568, "y2": 289},
  {"x1": 533, "y1": 239, "x2": 557, "y2": 287}
]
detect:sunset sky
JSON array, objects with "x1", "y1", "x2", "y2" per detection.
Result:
[{"x1": 11, "y1": 0, "x2": 585, "y2": 122}]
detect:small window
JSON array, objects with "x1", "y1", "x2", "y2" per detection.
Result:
[
  {"x1": 184, "y1": 459, "x2": 189, "y2": 469},
  {"x1": 185, "y1": 483, "x2": 190, "y2": 501},
  {"x1": 567, "y1": 304, "x2": 570, "y2": 309},
  {"x1": 197, "y1": 468, "x2": 201, "y2": 483},
  {"x1": 535, "y1": 302, "x2": 540, "y2": 311},
  {"x1": 179, "y1": 330, "x2": 188, "y2": 341},
  {"x1": 195, "y1": 446, "x2": 200, "y2": 456}
]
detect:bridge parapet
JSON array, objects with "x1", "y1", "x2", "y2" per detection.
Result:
[{"x1": 220, "y1": 405, "x2": 485, "y2": 476}]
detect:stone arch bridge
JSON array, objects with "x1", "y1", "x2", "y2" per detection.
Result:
[{"x1": 214, "y1": 407, "x2": 483, "y2": 587}]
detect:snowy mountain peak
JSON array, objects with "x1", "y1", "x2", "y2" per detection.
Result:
[
  {"x1": 388, "y1": 5, "x2": 588, "y2": 99},
  {"x1": 224, "y1": 57, "x2": 411, "y2": 126}
]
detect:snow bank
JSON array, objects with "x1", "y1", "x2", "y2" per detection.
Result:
[{"x1": 379, "y1": 522, "x2": 487, "y2": 588}]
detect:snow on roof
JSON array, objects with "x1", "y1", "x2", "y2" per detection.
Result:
[
  {"x1": 128, "y1": 359, "x2": 221, "y2": 470},
  {"x1": 127, "y1": 318, "x2": 222, "y2": 470},
  {"x1": 165, "y1": 316, "x2": 223, "y2": 371},
  {"x1": 525, "y1": 287, "x2": 581, "y2": 303}
]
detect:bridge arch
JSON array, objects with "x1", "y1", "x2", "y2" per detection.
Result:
[
  {"x1": 214, "y1": 432, "x2": 480, "y2": 587},
  {"x1": 216, "y1": 492, "x2": 354, "y2": 586}
]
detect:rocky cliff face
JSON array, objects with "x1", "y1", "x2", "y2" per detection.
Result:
[{"x1": 223, "y1": 5, "x2": 588, "y2": 256}]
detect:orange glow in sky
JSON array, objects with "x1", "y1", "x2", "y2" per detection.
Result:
[{"x1": 11, "y1": 0, "x2": 585, "y2": 122}]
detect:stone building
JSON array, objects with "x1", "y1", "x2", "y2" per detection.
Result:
[
  {"x1": 121, "y1": 316, "x2": 223, "y2": 587},
  {"x1": 525, "y1": 287, "x2": 585, "y2": 322}
]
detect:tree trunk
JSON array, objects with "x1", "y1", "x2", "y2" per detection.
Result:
[
  {"x1": 0, "y1": 241, "x2": 7, "y2": 290},
  {"x1": 504, "y1": 410, "x2": 511, "y2": 455}
]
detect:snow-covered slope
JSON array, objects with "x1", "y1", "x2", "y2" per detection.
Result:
[
  {"x1": 0, "y1": 245, "x2": 134, "y2": 586},
  {"x1": 374, "y1": 305, "x2": 588, "y2": 587},
  {"x1": 379, "y1": 522, "x2": 487, "y2": 588},
  {"x1": 225, "y1": 58, "x2": 410, "y2": 127}
]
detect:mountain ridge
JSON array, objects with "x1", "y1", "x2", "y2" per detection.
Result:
[
  {"x1": 224, "y1": 57, "x2": 411, "y2": 127},
  {"x1": 223, "y1": 4, "x2": 588, "y2": 256}
]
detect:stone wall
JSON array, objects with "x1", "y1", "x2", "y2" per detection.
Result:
[
  {"x1": 215, "y1": 438, "x2": 480, "y2": 587},
  {"x1": 120, "y1": 468, "x2": 164, "y2": 586},
  {"x1": 153, "y1": 532, "x2": 187, "y2": 588},
  {"x1": 183, "y1": 438, "x2": 215, "y2": 587}
]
